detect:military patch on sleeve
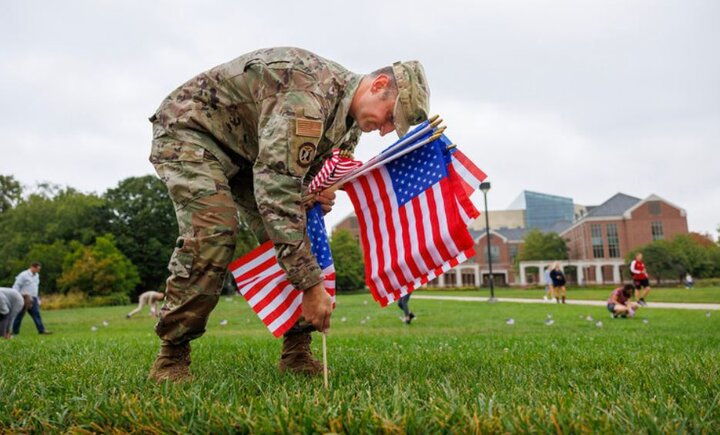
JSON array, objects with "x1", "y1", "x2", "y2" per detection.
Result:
[
  {"x1": 295, "y1": 118, "x2": 323, "y2": 138},
  {"x1": 297, "y1": 142, "x2": 316, "y2": 168}
]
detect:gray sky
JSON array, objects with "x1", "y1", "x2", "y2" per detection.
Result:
[{"x1": 1, "y1": 0, "x2": 718, "y2": 236}]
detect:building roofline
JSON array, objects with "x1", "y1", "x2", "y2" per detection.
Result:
[{"x1": 623, "y1": 194, "x2": 687, "y2": 218}]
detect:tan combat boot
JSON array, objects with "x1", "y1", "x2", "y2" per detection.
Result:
[
  {"x1": 278, "y1": 331, "x2": 324, "y2": 376},
  {"x1": 148, "y1": 342, "x2": 192, "y2": 383}
]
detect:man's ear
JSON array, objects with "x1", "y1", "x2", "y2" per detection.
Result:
[{"x1": 370, "y1": 74, "x2": 391, "y2": 94}]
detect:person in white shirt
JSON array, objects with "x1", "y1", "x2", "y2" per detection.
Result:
[{"x1": 12, "y1": 262, "x2": 52, "y2": 335}]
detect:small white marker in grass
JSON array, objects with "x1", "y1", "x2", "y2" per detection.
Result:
[
  {"x1": 595, "y1": 321, "x2": 603, "y2": 328},
  {"x1": 505, "y1": 318, "x2": 515, "y2": 325},
  {"x1": 545, "y1": 319, "x2": 554, "y2": 326},
  {"x1": 90, "y1": 326, "x2": 98, "y2": 332},
  {"x1": 547, "y1": 314, "x2": 552, "y2": 319},
  {"x1": 341, "y1": 317, "x2": 347, "y2": 322},
  {"x1": 706, "y1": 312, "x2": 711, "y2": 318},
  {"x1": 586, "y1": 316, "x2": 594, "y2": 322},
  {"x1": 220, "y1": 319, "x2": 228, "y2": 326},
  {"x1": 643, "y1": 318, "x2": 649, "y2": 324},
  {"x1": 102, "y1": 320, "x2": 109, "y2": 327},
  {"x1": 363, "y1": 300, "x2": 368, "y2": 305}
]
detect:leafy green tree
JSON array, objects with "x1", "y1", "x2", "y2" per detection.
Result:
[
  {"x1": 0, "y1": 187, "x2": 110, "y2": 290},
  {"x1": 516, "y1": 230, "x2": 568, "y2": 263},
  {"x1": 23, "y1": 240, "x2": 72, "y2": 294},
  {"x1": 58, "y1": 234, "x2": 139, "y2": 297},
  {"x1": 0, "y1": 174, "x2": 22, "y2": 214},
  {"x1": 104, "y1": 176, "x2": 178, "y2": 293},
  {"x1": 669, "y1": 234, "x2": 713, "y2": 278},
  {"x1": 330, "y1": 229, "x2": 365, "y2": 292}
]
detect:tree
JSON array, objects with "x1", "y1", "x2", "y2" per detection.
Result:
[
  {"x1": 0, "y1": 187, "x2": 110, "y2": 291},
  {"x1": 104, "y1": 176, "x2": 178, "y2": 293},
  {"x1": 669, "y1": 234, "x2": 713, "y2": 278},
  {"x1": 330, "y1": 229, "x2": 365, "y2": 292},
  {"x1": 58, "y1": 234, "x2": 140, "y2": 297},
  {"x1": 516, "y1": 230, "x2": 568, "y2": 263},
  {"x1": 0, "y1": 174, "x2": 22, "y2": 214}
]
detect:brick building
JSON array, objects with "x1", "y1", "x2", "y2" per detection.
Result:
[{"x1": 332, "y1": 192, "x2": 690, "y2": 287}]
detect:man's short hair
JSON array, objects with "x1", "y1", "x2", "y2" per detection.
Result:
[{"x1": 31, "y1": 262, "x2": 42, "y2": 268}]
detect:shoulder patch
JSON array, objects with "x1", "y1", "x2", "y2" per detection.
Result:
[
  {"x1": 297, "y1": 142, "x2": 316, "y2": 168},
  {"x1": 296, "y1": 118, "x2": 323, "y2": 138}
]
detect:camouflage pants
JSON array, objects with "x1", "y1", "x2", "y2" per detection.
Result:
[{"x1": 152, "y1": 141, "x2": 267, "y2": 345}]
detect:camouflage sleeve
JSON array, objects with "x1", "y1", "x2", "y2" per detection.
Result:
[{"x1": 253, "y1": 92, "x2": 325, "y2": 291}]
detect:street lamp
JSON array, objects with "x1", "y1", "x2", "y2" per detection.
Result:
[{"x1": 479, "y1": 181, "x2": 496, "y2": 302}]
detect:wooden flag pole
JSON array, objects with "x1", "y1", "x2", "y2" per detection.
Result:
[{"x1": 322, "y1": 332, "x2": 329, "y2": 389}]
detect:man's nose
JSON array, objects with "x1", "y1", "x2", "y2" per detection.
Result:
[{"x1": 379, "y1": 122, "x2": 395, "y2": 136}]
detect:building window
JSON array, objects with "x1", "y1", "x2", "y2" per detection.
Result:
[
  {"x1": 651, "y1": 221, "x2": 664, "y2": 240},
  {"x1": 461, "y1": 270, "x2": 476, "y2": 286},
  {"x1": 484, "y1": 245, "x2": 500, "y2": 263},
  {"x1": 607, "y1": 224, "x2": 620, "y2": 258},
  {"x1": 444, "y1": 273, "x2": 457, "y2": 287},
  {"x1": 509, "y1": 245, "x2": 518, "y2": 263},
  {"x1": 591, "y1": 224, "x2": 604, "y2": 258},
  {"x1": 649, "y1": 201, "x2": 661, "y2": 215}
]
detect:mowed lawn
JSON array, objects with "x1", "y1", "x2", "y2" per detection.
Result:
[{"x1": 1, "y1": 291, "x2": 719, "y2": 433}]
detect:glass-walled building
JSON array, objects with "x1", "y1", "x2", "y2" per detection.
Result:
[{"x1": 508, "y1": 191, "x2": 574, "y2": 230}]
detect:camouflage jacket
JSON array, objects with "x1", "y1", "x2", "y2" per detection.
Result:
[{"x1": 150, "y1": 47, "x2": 362, "y2": 290}]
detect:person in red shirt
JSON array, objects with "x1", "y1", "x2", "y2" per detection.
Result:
[
  {"x1": 607, "y1": 284, "x2": 640, "y2": 318},
  {"x1": 630, "y1": 252, "x2": 651, "y2": 306}
]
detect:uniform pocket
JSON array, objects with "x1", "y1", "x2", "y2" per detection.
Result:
[
  {"x1": 155, "y1": 158, "x2": 220, "y2": 210},
  {"x1": 167, "y1": 239, "x2": 194, "y2": 279}
]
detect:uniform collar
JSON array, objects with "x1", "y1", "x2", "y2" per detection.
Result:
[{"x1": 324, "y1": 73, "x2": 362, "y2": 145}]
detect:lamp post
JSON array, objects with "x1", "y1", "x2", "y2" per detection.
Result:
[{"x1": 479, "y1": 182, "x2": 496, "y2": 302}]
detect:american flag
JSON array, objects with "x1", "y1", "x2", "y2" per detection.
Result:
[
  {"x1": 344, "y1": 138, "x2": 479, "y2": 307},
  {"x1": 229, "y1": 204, "x2": 335, "y2": 337},
  {"x1": 306, "y1": 148, "x2": 363, "y2": 194}
]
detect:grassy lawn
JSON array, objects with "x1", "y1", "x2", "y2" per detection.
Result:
[
  {"x1": 1, "y1": 293, "x2": 719, "y2": 433},
  {"x1": 421, "y1": 286, "x2": 720, "y2": 303}
]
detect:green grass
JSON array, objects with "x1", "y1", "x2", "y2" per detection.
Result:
[
  {"x1": 1, "y1": 293, "x2": 719, "y2": 433},
  {"x1": 421, "y1": 286, "x2": 720, "y2": 303}
]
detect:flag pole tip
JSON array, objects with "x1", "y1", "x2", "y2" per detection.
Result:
[
  {"x1": 428, "y1": 114, "x2": 440, "y2": 123},
  {"x1": 446, "y1": 143, "x2": 457, "y2": 150}
]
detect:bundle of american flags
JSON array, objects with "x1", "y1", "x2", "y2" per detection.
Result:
[{"x1": 230, "y1": 116, "x2": 486, "y2": 336}]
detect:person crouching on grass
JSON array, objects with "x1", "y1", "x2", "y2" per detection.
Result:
[{"x1": 607, "y1": 284, "x2": 640, "y2": 318}]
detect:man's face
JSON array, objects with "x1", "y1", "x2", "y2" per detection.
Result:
[
  {"x1": 31, "y1": 265, "x2": 41, "y2": 274},
  {"x1": 353, "y1": 75, "x2": 397, "y2": 137}
]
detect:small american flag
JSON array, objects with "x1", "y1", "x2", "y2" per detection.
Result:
[
  {"x1": 345, "y1": 138, "x2": 478, "y2": 307},
  {"x1": 306, "y1": 148, "x2": 363, "y2": 194},
  {"x1": 229, "y1": 204, "x2": 334, "y2": 337}
]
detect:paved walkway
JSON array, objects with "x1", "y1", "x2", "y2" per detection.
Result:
[{"x1": 412, "y1": 295, "x2": 720, "y2": 311}]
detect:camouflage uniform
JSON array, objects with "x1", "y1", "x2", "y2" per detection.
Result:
[{"x1": 149, "y1": 47, "x2": 363, "y2": 345}]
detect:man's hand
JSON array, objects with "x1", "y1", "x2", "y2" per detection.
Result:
[
  {"x1": 301, "y1": 282, "x2": 333, "y2": 332},
  {"x1": 312, "y1": 191, "x2": 336, "y2": 215}
]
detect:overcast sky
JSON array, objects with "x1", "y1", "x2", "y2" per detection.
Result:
[{"x1": 1, "y1": 0, "x2": 718, "y2": 236}]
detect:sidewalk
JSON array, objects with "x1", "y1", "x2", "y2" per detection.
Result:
[{"x1": 412, "y1": 295, "x2": 720, "y2": 311}]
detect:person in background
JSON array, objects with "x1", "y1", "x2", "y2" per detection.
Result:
[
  {"x1": 12, "y1": 262, "x2": 52, "y2": 335},
  {"x1": 543, "y1": 266, "x2": 553, "y2": 302},
  {"x1": 607, "y1": 284, "x2": 640, "y2": 318},
  {"x1": 685, "y1": 272, "x2": 694, "y2": 289},
  {"x1": 549, "y1": 262, "x2": 567, "y2": 304},
  {"x1": 630, "y1": 252, "x2": 651, "y2": 306},
  {"x1": 0, "y1": 288, "x2": 25, "y2": 339},
  {"x1": 127, "y1": 291, "x2": 165, "y2": 318},
  {"x1": 397, "y1": 293, "x2": 415, "y2": 324}
]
